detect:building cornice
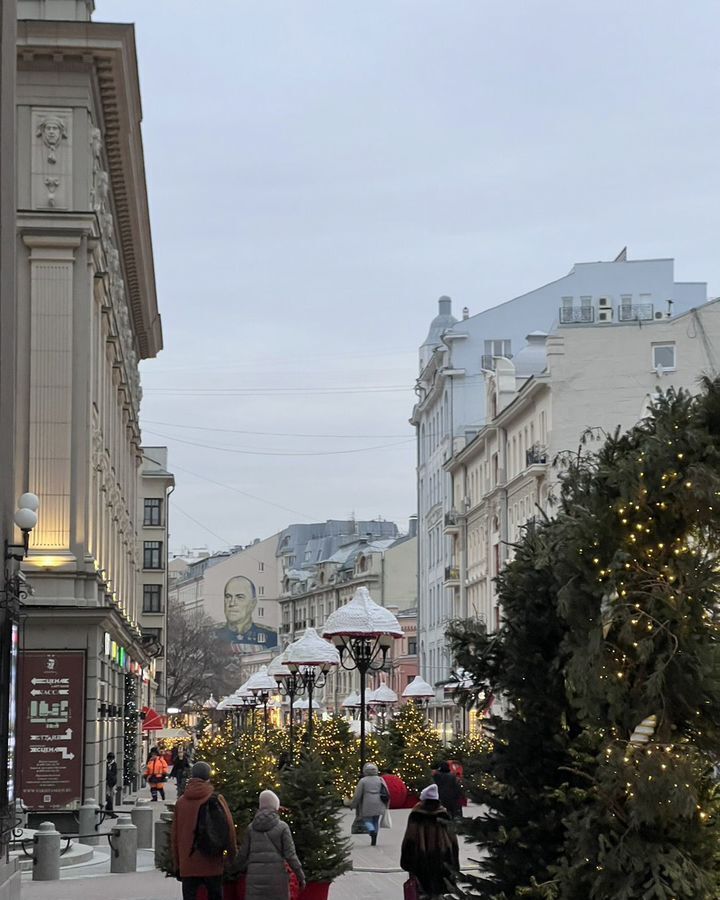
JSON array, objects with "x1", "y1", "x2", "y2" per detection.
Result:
[{"x1": 17, "y1": 20, "x2": 162, "y2": 359}]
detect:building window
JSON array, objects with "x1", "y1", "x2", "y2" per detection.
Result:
[
  {"x1": 142, "y1": 627, "x2": 162, "y2": 642},
  {"x1": 653, "y1": 342, "x2": 676, "y2": 371},
  {"x1": 143, "y1": 584, "x2": 162, "y2": 613},
  {"x1": 258, "y1": 606, "x2": 264, "y2": 617},
  {"x1": 143, "y1": 541, "x2": 163, "y2": 570},
  {"x1": 408, "y1": 638, "x2": 417, "y2": 655},
  {"x1": 258, "y1": 562, "x2": 264, "y2": 572},
  {"x1": 258, "y1": 585, "x2": 264, "y2": 596},
  {"x1": 143, "y1": 498, "x2": 162, "y2": 526},
  {"x1": 257, "y1": 632, "x2": 266, "y2": 644}
]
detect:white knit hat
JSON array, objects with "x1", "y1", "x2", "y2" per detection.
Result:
[
  {"x1": 420, "y1": 784, "x2": 439, "y2": 801},
  {"x1": 259, "y1": 789, "x2": 280, "y2": 811}
]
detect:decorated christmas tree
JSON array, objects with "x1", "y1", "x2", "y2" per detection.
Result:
[
  {"x1": 448, "y1": 379, "x2": 720, "y2": 899},
  {"x1": 279, "y1": 752, "x2": 352, "y2": 884},
  {"x1": 447, "y1": 522, "x2": 578, "y2": 898},
  {"x1": 384, "y1": 701, "x2": 442, "y2": 794}
]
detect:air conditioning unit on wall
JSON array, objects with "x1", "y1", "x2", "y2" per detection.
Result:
[
  {"x1": 598, "y1": 296, "x2": 613, "y2": 309},
  {"x1": 598, "y1": 308, "x2": 614, "y2": 323}
]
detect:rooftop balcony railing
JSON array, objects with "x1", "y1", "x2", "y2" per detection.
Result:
[
  {"x1": 618, "y1": 303, "x2": 654, "y2": 322},
  {"x1": 559, "y1": 306, "x2": 594, "y2": 324}
]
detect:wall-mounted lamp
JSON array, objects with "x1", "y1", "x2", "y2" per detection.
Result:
[{"x1": 5, "y1": 493, "x2": 40, "y2": 563}]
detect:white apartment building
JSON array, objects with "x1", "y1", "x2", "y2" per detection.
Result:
[
  {"x1": 137, "y1": 448, "x2": 174, "y2": 713},
  {"x1": 446, "y1": 297, "x2": 720, "y2": 635},
  {"x1": 411, "y1": 253, "x2": 708, "y2": 729}
]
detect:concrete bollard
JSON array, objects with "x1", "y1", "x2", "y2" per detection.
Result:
[
  {"x1": 154, "y1": 811, "x2": 173, "y2": 869},
  {"x1": 109, "y1": 814, "x2": 137, "y2": 874},
  {"x1": 79, "y1": 797, "x2": 101, "y2": 846},
  {"x1": 33, "y1": 821, "x2": 61, "y2": 881},
  {"x1": 131, "y1": 799, "x2": 153, "y2": 849}
]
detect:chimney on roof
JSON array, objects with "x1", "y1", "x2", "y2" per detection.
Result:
[
  {"x1": 462, "y1": 306, "x2": 469, "y2": 320},
  {"x1": 408, "y1": 515, "x2": 418, "y2": 538},
  {"x1": 438, "y1": 295, "x2": 452, "y2": 316}
]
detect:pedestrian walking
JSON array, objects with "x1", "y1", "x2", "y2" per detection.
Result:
[
  {"x1": 433, "y1": 761, "x2": 464, "y2": 818},
  {"x1": 145, "y1": 747, "x2": 169, "y2": 801},
  {"x1": 171, "y1": 761, "x2": 237, "y2": 900},
  {"x1": 105, "y1": 752, "x2": 118, "y2": 818},
  {"x1": 400, "y1": 784, "x2": 459, "y2": 900},
  {"x1": 351, "y1": 763, "x2": 389, "y2": 846},
  {"x1": 234, "y1": 790, "x2": 305, "y2": 900},
  {"x1": 172, "y1": 747, "x2": 191, "y2": 797}
]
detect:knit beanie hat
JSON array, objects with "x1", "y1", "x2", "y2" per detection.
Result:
[
  {"x1": 420, "y1": 784, "x2": 439, "y2": 801},
  {"x1": 259, "y1": 789, "x2": 280, "y2": 811},
  {"x1": 191, "y1": 761, "x2": 212, "y2": 781}
]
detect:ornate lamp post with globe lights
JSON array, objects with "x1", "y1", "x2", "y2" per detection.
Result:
[
  {"x1": 285, "y1": 628, "x2": 339, "y2": 745},
  {"x1": 246, "y1": 666, "x2": 277, "y2": 742},
  {"x1": 322, "y1": 586, "x2": 403, "y2": 777},
  {"x1": 268, "y1": 650, "x2": 304, "y2": 762},
  {"x1": 402, "y1": 675, "x2": 435, "y2": 710}
]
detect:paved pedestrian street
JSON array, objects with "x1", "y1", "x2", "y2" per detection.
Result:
[{"x1": 20, "y1": 803, "x2": 481, "y2": 900}]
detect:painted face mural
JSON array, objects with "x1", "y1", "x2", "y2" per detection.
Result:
[{"x1": 214, "y1": 575, "x2": 277, "y2": 653}]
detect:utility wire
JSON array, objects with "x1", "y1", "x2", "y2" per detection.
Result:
[
  {"x1": 144, "y1": 430, "x2": 414, "y2": 457},
  {"x1": 170, "y1": 502, "x2": 235, "y2": 548},
  {"x1": 142, "y1": 419, "x2": 412, "y2": 440}
]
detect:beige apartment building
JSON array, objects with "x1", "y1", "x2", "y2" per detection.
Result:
[
  {"x1": 446, "y1": 299, "x2": 720, "y2": 635},
  {"x1": 13, "y1": 0, "x2": 165, "y2": 817},
  {"x1": 137, "y1": 448, "x2": 174, "y2": 713},
  {"x1": 279, "y1": 529, "x2": 418, "y2": 709}
]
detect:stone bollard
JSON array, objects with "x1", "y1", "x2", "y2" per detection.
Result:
[
  {"x1": 33, "y1": 821, "x2": 61, "y2": 881},
  {"x1": 154, "y1": 811, "x2": 173, "y2": 869},
  {"x1": 109, "y1": 814, "x2": 137, "y2": 874},
  {"x1": 78, "y1": 798, "x2": 101, "y2": 846},
  {"x1": 131, "y1": 799, "x2": 153, "y2": 849}
]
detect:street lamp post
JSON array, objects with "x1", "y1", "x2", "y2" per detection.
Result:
[
  {"x1": 285, "y1": 628, "x2": 339, "y2": 745},
  {"x1": 246, "y1": 666, "x2": 277, "y2": 743},
  {"x1": 269, "y1": 651, "x2": 304, "y2": 762},
  {"x1": 322, "y1": 587, "x2": 403, "y2": 777}
]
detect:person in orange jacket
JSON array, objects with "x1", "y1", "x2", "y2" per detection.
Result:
[{"x1": 145, "y1": 747, "x2": 169, "y2": 801}]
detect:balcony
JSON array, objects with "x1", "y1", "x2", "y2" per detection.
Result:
[
  {"x1": 444, "y1": 566, "x2": 460, "y2": 586},
  {"x1": 443, "y1": 510, "x2": 460, "y2": 534},
  {"x1": 559, "y1": 306, "x2": 594, "y2": 324},
  {"x1": 618, "y1": 302, "x2": 654, "y2": 322},
  {"x1": 525, "y1": 445, "x2": 548, "y2": 467}
]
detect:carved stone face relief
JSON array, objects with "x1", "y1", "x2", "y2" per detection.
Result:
[{"x1": 36, "y1": 116, "x2": 67, "y2": 163}]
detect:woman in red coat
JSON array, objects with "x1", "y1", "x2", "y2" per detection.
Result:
[{"x1": 380, "y1": 768, "x2": 408, "y2": 809}]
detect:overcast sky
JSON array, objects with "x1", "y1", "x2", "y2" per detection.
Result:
[{"x1": 98, "y1": 0, "x2": 720, "y2": 555}]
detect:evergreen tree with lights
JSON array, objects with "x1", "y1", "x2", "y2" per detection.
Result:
[
  {"x1": 548, "y1": 380, "x2": 720, "y2": 899},
  {"x1": 385, "y1": 700, "x2": 442, "y2": 794},
  {"x1": 447, "y1": 521, "x2": 578, "y2": 898},
  {"x1": 279, "y1": 752, "x2": 352, "y2": 884},
  {"x1": 448, "y1": 379, "x2": 720, "y2": 899}
]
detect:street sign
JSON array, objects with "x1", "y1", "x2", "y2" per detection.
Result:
[{"x1": 17, "y1": 650, "x2": 85, "y2": 810}]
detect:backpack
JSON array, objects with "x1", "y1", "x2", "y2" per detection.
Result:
[{"x1": 192, "y1": 794, "x2": 230, "y2": 857}]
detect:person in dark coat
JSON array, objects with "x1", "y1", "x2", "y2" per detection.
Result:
[
  {"x1": 171, "y1": 761, "x2": 237, "y2": 900},
  {"x1": 105, "y1": 752, "x2": 118, "y2": 817},
  {"x1": 433, "y1": 761, "x2": 464, "y2": 818},
  {"x1": 401, "y1": 784, "x2": 459, "y2": 900},
  {"x1": 234, "y1": 789, "x2": 306, "y2": 900},
  {"x1": 171, "y1": 747, "x2": 191, "y2": 796}
]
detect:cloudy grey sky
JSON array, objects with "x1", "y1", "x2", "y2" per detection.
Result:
[{"x1": 98, "y1": 0, "x2": 720, "y2": 554}]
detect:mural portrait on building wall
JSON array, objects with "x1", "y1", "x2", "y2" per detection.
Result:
[{"x1": 214, "y1": 575, "x2": 277, "y2": 653}]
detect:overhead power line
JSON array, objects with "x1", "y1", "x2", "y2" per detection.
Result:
[
  {"x1": 142, "y1": 419, "x2": 413, "y2": 440},
  {"x1": 143, "y1": 430, "x2": 414, "y2": 457}
]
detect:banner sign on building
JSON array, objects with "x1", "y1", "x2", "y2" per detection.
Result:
[{"x1": 18, "y1": 650, "x2": 85, "y2": 810}]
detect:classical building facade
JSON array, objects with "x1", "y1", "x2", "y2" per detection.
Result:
[
  {"x1": 411, "y1": 254, "x2": 708, "y2": 727},
  {"x1": 137, "y1": 447, "x2": 174, "y2": 713},
  {"x1": 13, "y1": 0, "x2": 164, "y2": 815},
  {"x1": 446, "y1": 297, "x2": 720, "y2": 646}
]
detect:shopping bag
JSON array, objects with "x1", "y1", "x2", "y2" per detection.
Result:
[
  {"x1": 403, "y1": 876, "x2": 420, "y2": 900},
  {"x1": 380, "y1": 807, "x2": 392, "y2": 829},
  {"x1": 351, "y1": 812, "x2": 369, "y2": 834}
]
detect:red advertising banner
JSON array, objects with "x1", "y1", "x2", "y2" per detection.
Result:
[{"x1": 17, "y1": 650, "x2": 85, "y2": 810}]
